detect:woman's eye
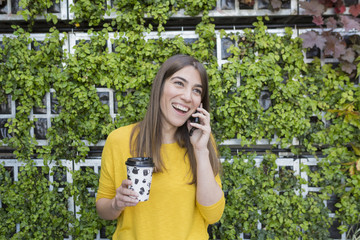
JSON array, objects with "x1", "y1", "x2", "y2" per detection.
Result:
[
  {"x1": 194, "y1": 89, "x2": 202, "y2": 95},
  {"x1": 175, "y1": 81, "x2": 184, "y2": 86}
]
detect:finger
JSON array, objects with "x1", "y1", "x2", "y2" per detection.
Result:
[
  {"x1": 117, "y1": 180, "x2": 140, "y2": 200},
  {"x1": 196, "y1": 107, "x2": 210, "y2": 119},
  {"x1": 114, "y1": 195, "x2": 138, "y2": 209},
  {"x1": 116, "y1": 187, "x2": 139, "y2": 204},
  {"x1": 189, "y1": 122, "x2": 210, "y2": 135},
  {"x1": 118, "y1": 194, "x2": 139, "y2": 205},
  {"x1": 186, "y1": 119, "x2": 192, "y2": 130},
  {"x1": 191, "y1": 112, "x2": 210, "y2": 126},
  {"x1": 118, "y1": 183, "x2": 139, "y2": 197},
  {"x1": 121, "y1": 179, "x2": 133, "y2": 187},
  {"x1": 120, "y1": 188, "x2": 139, "y2": 198}
]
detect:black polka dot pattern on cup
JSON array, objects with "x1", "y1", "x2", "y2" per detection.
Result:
[{"x1": 126, "y1": 165, "x2": 154, "y2": 201}]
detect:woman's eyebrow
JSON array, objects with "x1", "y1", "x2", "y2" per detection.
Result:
[
  {"x1": 170, "y1": 76, "x2": 187, "y2": 82},
  {"x1": 170, "y1": 76, "x2": 203, "y2": 88}
]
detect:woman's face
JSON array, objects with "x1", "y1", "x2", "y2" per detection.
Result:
[{"x1": 160, "y1": 66, "x2": 203, "y2": 131}]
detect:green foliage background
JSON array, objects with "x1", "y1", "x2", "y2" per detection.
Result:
[{"x1": 0, "y1": 1, "x2": 360, "y2": 239}]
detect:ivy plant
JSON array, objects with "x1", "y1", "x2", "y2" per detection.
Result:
[
  {"x1": 0, "y1": 2, "x2": 359, "y2": 239},
  {"x1": 210, "y1": 151, "x2": 331, "y2": 239},
  {"x1": 18, "y1": 0, "x2": 59, "y2": 26}
]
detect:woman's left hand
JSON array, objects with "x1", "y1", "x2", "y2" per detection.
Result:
[{"x1": 187, "y1": 105, "x2": 211, "y2": 151}]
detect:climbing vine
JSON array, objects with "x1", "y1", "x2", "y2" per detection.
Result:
[
  {"x1": 212, "y1": 151, "x2": 331, "y2": 239},
  {"x1": 0, "y1": 1, "x2": 359, "y2": 239}
]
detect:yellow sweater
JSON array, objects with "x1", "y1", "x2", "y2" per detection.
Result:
[{"x1": 96, "y1": 124, "x2": 225, "y2": 240}]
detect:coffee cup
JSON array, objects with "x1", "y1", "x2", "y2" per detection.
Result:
[{"x1": 125, "y1": 157, "x2": 154, "y2": 202}]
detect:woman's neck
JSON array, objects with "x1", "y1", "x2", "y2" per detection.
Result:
[{"x1": 161, "y1": 124, "x2": 177, "y2": 144}]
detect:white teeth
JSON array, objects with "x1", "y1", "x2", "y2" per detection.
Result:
[{"x1": 172, "y1": 104, "x2": 189, "y2": 112}]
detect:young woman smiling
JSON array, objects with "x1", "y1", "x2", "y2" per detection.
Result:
[{"x1": 96, "y1": 54, "x2": 225, "y2": 240}]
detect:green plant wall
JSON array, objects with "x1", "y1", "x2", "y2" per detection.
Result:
[
  {"x1": 0, "y1": 1, "x2": 360, "y2": 239},
  {"x1": 212, "y1": 152, "x2": 332, "y2": 240}
]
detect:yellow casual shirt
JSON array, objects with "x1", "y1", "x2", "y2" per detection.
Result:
[{"x1": 96, "y1": 124, "x2": 225, "y2": 240}]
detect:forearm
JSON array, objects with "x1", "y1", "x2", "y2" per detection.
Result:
[
  {"x1": 195, "y1": 149, "x2": 223, "y2": 206},
  {"x1": 96, "y1": 197, "x2": 123, "y2": 220}
]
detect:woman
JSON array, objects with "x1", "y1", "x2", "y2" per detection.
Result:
[{"x1": 96, "y1": 54, "x2": 225, "y2": 240}]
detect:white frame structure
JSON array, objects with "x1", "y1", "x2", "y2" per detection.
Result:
[
  {"x1": 68, "y1": 0, "x2": 298, "y2": 21},
  {"x1": 0, "y1": 0, "x2": 67, "y2": 21}
]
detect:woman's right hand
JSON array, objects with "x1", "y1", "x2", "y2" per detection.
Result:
[{"x1": 112, "y1": 179, "x2": 139, "y2": 211}]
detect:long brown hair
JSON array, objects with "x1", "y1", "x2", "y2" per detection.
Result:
[{"x1": 130, "y1": 54, "x2": 220, "y2": 184}]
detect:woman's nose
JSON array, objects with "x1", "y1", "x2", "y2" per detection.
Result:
[{"x1": 181, "y1": 89, "x2": 192, "y2": 102}]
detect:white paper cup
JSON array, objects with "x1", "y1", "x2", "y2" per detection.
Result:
[{"x1": 126, "y1": 157, "x2": 154, "y2": 202}]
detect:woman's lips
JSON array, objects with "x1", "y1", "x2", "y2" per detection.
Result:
[{"x1": 171, "y1": 103, "x2": 189, "y2": 113}]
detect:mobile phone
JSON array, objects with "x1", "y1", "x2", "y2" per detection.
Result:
[
  {"x1": 189, "y1": 111, "x2": 200, "y2": 124},
  {"x1": 189, "y1": 111, "x2": 199, "y2": 136}
]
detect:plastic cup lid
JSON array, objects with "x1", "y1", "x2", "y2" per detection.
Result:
[{"x1": 125, "y1": 157, "x2": 154, "y2": 167}]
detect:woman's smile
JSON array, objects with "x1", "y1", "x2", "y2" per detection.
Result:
[{"x1": 171, "y1": 103, "x2": 189, "y2": 113}]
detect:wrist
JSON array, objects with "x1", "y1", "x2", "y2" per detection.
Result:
[
  {"x1": 194, "y1": 147, "x2": 209, "y2": 154},
  {"x1": 194, "y1": 148, "x2": 209, "y2": 156},
  {"x1": 111, "y1": 198, "x2": 123, "y2": 212}
]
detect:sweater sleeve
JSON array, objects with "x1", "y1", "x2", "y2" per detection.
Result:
[
  {"x1": 196, "y1": 174, "x2": 225, "y2": 224},
  {"x1": 96, "y1": 133, "x2": 116, "y2": 202}
]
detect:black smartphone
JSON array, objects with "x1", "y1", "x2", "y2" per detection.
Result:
[
  {"x1": 189, "y1": 111, "x2": 199, "y2": 136},
  {"x1": 189, "y1": 111, "x2": 200, "y2": 124}
]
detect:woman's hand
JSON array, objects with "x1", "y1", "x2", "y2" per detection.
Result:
[
  {"x1": 112, "y1": 179, "x2": 139, "y2": 211},
  {"x1": 188, "y1": 106, "x2": 224, "y2": 208},
  {"x1": 187, "y1": 105, "x2": 211, "y2": 151}
]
